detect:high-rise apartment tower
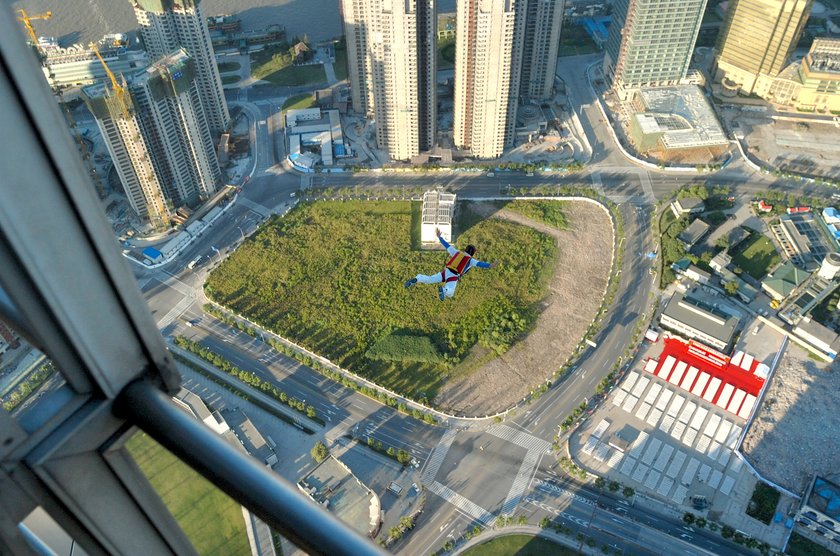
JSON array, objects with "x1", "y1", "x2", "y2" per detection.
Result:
[
  {"x1": 342, "y1": 0, "x2": 437, "y2": 160},
  {"x1": 454, "y1": 0, "x2": 526, "y2": 159},
  {"x1": 83, "y1": 50, "x2": 221, "y2": 229},
  {"x1": 520, "y1": 0, "x2": 563, "y2": 100},
  {"x1": 604, "y1": 0, "x2": 707, "y2": 93},
  {"x1": 714, "y1": 0, "x2": 813, "y2": 94},
  {"x1": 132, "y1": 0, "x2": 230, "y2": 136}
]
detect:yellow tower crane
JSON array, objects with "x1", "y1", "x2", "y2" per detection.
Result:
[
  {"x1": 17, "y1": 10, "x2": 52, "y2": 49},
  {"x1": 90, "y1": 43, "x2": 130, "y2": 120}
]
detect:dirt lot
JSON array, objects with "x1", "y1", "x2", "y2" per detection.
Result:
[
  {"x1": 741, "y1": 345, "x2": 840, "y2": 495},
  {"x1": 742, "y1": 118, "x2": 840, "y2": 180},
  {"x1": 433, "y1": 201, "x2": 613, "y2": 415}
]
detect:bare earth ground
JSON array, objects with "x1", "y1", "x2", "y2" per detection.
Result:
[
  {"x1": 741, "y1": 345, "x2": 840, "y2": 495},
  {"x1": 743, "y1": 118, "x2": 840, "y2": 180},
  {"x1": 433, "y1": 201, "x2": 613, "y2": 415}
]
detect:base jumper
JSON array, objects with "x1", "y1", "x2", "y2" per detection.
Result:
[{"x1": 404, "y1": 228, "x2": 497, "y2": 301}]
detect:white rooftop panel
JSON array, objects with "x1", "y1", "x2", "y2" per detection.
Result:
[
  {"x1": 740, "y1": 353, "x2": 754, "y2": 371},
  {"x1": 703, "y1": 377, "x2": 722, "y2": 402},
  {"x1": 607, "y1": 450, "x2": 624, "y2": 469},
  {"x1": 681, "y1": 458, "x2": 700, "y2": 485},
  {"x1": 641, "y1": 438, "x2": 663, "y2": 465},
  {"x1": 658, "y1": 355, "x2": 676, "y2": 379},
  {"x1": 631, "y1": 376, "x2": 651, "y2": 398},
  {"x1": 594, "y1": 443, "x2": 611, "y2": 462},
  {"x1": 644, "y1": 383, "x2": 663, "y2": 405},
  {"x1": 707, "y1": 441, "x2": 722, "y2": 461},
  {"x1": 612, "y1": 389, "x2": 628, "y2": 407},
  {"x1": 628, "y1": 432, "x2": 649, "y2": 459},
  {"x1": 644, "y1": 470, "x2": 662, "y2": 489},
  {"x1": 646, "y1": 408, "x2": 663, "y2": 426},
  {"x1": 670, "y1": 421, "x2": 687, "y2": 441},
  {"x1": 690, "y1": 407, "x2": 709, "y2": 430},
  {"x1": 680, "y1": 366, "x2": 700, "y2": 391},
  {"x1": 622, "y1": 395, "x2": 639, "y2": 413},
  {"x1": 644, "y1": 359, "x2": 659, "y2": 373},
  {"x1": 667, "y1": 395, "x2": 686, "y2": 417},
  {"x1": 715, "y1": 420, "x2": 733, "y2": 443},
  {"x1": 731, "y1": 351, "x2": 743, "y2": 367},
  {"x1": 704, "y1": 414, "x2": 722, "y2": 437},
  {"x1": 672, "y1": 485, "x2": 689, "y2": 504},
  {"x1": 669, "y1": 361, "x2": 688, "y2": 385},
  {"x1": 666, "y1": 451, "x2": 687, "y2": 478},
  {"x1": 720, "y1": 475, "x2": 736, "y2": 495},
  {"x1": 635, "y1": 402, "x2": 652, "y2": 421},
  {"x1": 716, "y1": 383, "x2": 735, "y2": 409},
  {"x1": 620, "y1": 457, "x2": 638, "y2": 475},
  {"x1": 657, "y1": 477, "x2": 675, "y2": 497},
  {"x1": 726, "y1": 425, "x2": 742, "y2": 448},
  {"x1": 717, "y1": 448, "x2": 731, "y2": 467},
  {"x1": 678, "y1": 402, "x2": 697, "y2": 424},
  {"x1": 592, "y1": 419, "x2": 611, "y2": 439},
  {"x1": 659, "y1": 415, "x2": 676, "y2": 433},
  {"x1": 727, "y1": 389, "x2": 747, "y2": 415},
  {"x1": 583, "y1": 436, "x2": 598, "y2": 454},
  {"x1": 655, "y1": 389, "x2": 673, "y2": 411},
  {"x1": 696, "y1": 435, "x2": 712, "y2": 453},
  {"x1": 698, "y1": 464, "x2": 711, "y2": 482},
  {"x1": 653, "y1": 445, "x2": 674, "y2": 472},
  {"x1": 622, "y1": 371, "x2": 640, "y2": 392},
  {"x1": 632, "y1": 463, "x2": 649, "y2": 483},
  {"x1": 737, "y1": 394, "x2": 757, "y2": 419},
  {"x1": 692, "y1": 372, "x2": 711, "y2": 397},
  {"x1": 681, "y1": 427, "x2": 698, "y2": 447},
  {"x1": 708, "y1": 469, "x2": 723, "y2": 489}
]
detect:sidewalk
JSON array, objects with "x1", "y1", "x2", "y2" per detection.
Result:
[{"x1": 452, "y1": 525, "x2": 602, "y2": 556}]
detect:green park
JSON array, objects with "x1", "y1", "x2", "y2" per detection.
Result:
[{"x1": 205, "y1": 200, "x2": 564, "y2": 402}]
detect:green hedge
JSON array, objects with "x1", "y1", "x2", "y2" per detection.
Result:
[{"x1": 366, "y1": 333, "x2": 444, "y2": 363}]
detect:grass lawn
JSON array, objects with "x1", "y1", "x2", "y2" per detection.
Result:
[
  {"x1": 221, "y1": 75, "x2": 240, "y2": 85},
  {"x1": 282, "y1": 93, "x2": 316, "y2": 113},
  {"x1": 263, "y1": 64, "x2": 326, "y2": 87},
  {"x1": 745, "y1": 483, "x2": 780, "y2": 524},
  {"x1": 217, "y1": 61, "x2": 241, "y2": 73},
  {"x1": 558, "y1": 24, "x2": 600, "y2": 57},
  {"x1": 205, "y1": 201, "x2": 558, "y2": 400},
  {"x1": 438, "y1": 37, "x2": 455, "y2": 70},
  {"x1": 126, "y1": 432, "x2": 250, "y2": 556},
  {"x1": 462, "y1": 535, "x2": 581, "y2": 556},
  {"x1": 786, "y1": 532, "x2": 838, "y2": 556},
  {"x1": 251, "y1": 43, "x2": 327, "y2": 86},
  {"x1": 334, "y1": 40, "x2": 348, "y2": 81},
  {"x1": 731, "y1": 234, "x2": 780, "y2": 280}
]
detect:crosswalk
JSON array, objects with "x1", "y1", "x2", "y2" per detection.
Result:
[
  {"x1": 487, "y1": 425, "x2": 551, "y2": 454},
  {"x1": 421, "y1": 428, "x2": 458, "y2": 485},
  {"x1": 500, "y1": 450, "x2": 540, "y2": 516},
  {"x1": 156, "y1": 296, "x2": 194, "y2": 329},
  {"x1": 427, "y1": 482, "x2": 494, "y2": 526}
]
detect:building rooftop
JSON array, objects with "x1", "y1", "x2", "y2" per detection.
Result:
[
  {"x1": 298, "y1": 457, "x2": 379, "y2": 537},
  {"x1": 676, "y1": 197, "x2": 705, "y2": 211},
  {"x1": 661, "y1": 292, "x2": 739, "y2": 347},
  {"x1": 807, "y1": 476, "x2": 840, "y2": 521},
  {"x1": 795, "y1": 317, "x2": 840, "y2": 348},
  {"x1": 807, "y1": 38, "x2": 840, "y2": 75},
  {"x1": 635, "y1": 85, "x2": 728, "y2": 149},
  {"x1": 421, "y1": 190, "x2": 456, "y2": 225},
  {"x1": 679, "y1": 219, "x2": 711, "y2": 246},
  {"x1": 762, "y1": 262, "x2": 810, "y2": 298}
]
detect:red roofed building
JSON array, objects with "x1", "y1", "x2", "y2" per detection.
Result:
[
  {"x1": 787, "y1": 206, "x2": 811, "y2": 214},
  {"x1": 644, "y1": 338, "x2": 767, "y2": 419},
  {"x1": 757, "y1": 200, "x2": 773, "y2": 213}
]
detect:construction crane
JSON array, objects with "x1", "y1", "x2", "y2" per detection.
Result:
[
  {"x1": 17, "y1": 9, "x2": 52, "y2": 49},
  {"x1": 90, "y1": 43, "x2": 130, "y2": 120}
]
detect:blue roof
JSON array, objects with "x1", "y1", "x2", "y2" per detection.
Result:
[
  {"x1": 809, "y1": 477, "x2": 840, "y2": 520},
  {"x1": 142, "y1": 247, "x2": 162, "y2": 259}
]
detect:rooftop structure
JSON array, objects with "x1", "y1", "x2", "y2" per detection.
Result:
[
  {"x1": 777, "y1": 275, "x2": 835, "y2": 325},
  {"x1": 710, "y1": 251, "x2": 732, "y2": 273},
  {"x1": 298, "y1": 457, "x2": 379, "y2": 537},
  {"x1": 630, "y1": 87, "x2": 728, "y2": 151},
  {"x1": 793, "y1": 317, "x2": 840, "y2": 359},
  {"x1": 770, "y1": 212, "x2": 834, "y2": 266},
  {"x1": 761, "y1": 261, "x2": 810, "y2": 301},
  {"x1": 285, "y1": 107, "x2": 348, "y2": 172},
  {"x1": 679, "y1": 219, "x2": 711, "y2": 248},
  {"x1": 645, "y1": 338, "x2": 767, "y2": 417},
  {"x1": 660, "y1": 292, "x2": 741, "y2": 351},
  {"x1": 39, "y1": 40, "x2": 149, "y2": 89},
  {"x1": 421, "y1": 190, "x2": 456, "y2": 244},
  {"x1": 796, "y1": 475, "x2": 840, "y2": 550},
  {"x1": 818, "y1": 252, "x2": 840, "y2": 280},
  {"x1": 671, "y1": 197, "x2": 705, "y2": 217},
  {"x1": 762, "y1": 38, "x2": 840, "y2": 113}
]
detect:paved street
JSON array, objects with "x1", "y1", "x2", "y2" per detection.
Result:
[{"x1": 125, "y1": 54, "x2": 840, "y2": 555}]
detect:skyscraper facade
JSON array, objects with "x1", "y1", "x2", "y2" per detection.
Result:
[
  {"x1": 519, "y1": 0, "x2": 563, "y2": 100},
  {"x1": 454, "y1": 0, "x2": 525, "y2": 159},
  {"x1": 714, "y1": 0, "x2": 813, "y2": 94},
  {"x1": 341, "y1": 0, "x2": 436, "y2": 160},
  {"x1": 83, "y1": 50, "x2": 221, "y2": 229},
  {"x1": 82, "y1": 80, "x2": 170, "y2": 230},
  {"x1": 132, "y1": 0, "x2": 230, "y2": 136},
  {"x1": 604, "y1": 0, "x2": 707, "y2": 93}
]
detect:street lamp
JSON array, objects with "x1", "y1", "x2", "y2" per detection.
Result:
[{"x1": 237, "y1": 226, "x2": 245, "y2": 241}]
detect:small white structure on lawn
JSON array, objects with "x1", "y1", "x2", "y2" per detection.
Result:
[{"x1": 421, "y1": 190, "x2": 456, "y2": 245}]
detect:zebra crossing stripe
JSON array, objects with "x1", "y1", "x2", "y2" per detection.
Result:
[
  {"x1": 487, "y1": 425, "x2": 551, "y2": 453},
  {"x1": 157, "y1": 296, "x2": 194, "y2": 328},
  {"x1": 428, "y1": 482, "x2": 494, "y2": 526},
  {"x1": 500, "y1": 451, "x2": 540, "y2": 515},
  {"x1": 420, "y1": 429, "x2": 458, "y2": 485}
]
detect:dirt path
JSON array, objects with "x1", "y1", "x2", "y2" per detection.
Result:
[{"x1": 434, "y1": 201, "x2": 613, "y2": 416}]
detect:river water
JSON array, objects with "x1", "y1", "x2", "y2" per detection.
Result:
[{"x1": 12, "y1": 0, "x2": 456, "y2": 47}]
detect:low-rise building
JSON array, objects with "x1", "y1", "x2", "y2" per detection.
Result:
[
  {"x1": 761, "y1": 261, "x2": 810, "y2": 301},
  {"x1": 421, "y1": 190, "x2": 456, "y2": 244},
  {"x1": 710, "y1": 251, "x2": 732, "y2": 273},
  {"x1": 679, "y1": 219, "x2": 711, "y2": 248},
  {"x1": 757, "y1": 200, "x2": 773, "y2": 213},
  {"x1": 684, "y1": 264, "x2": 711, "y2": 284},
  {"x1": 764, "y1": 39, "x2": 840, "y2": 114},
  {"x1": 660, "y1": 292, "x2": 740, "y2": 352},
  {"x1": 671, "y1": 197, "x2": 706, "y2": 218},
  {"x1": 793, "y1": 317, "x2": 840, "y2": 360},
  {"x1": 795, "y1": 475, "x2": 840, "y2": 550},
  {"x1": 285, "y1": 107, "x2": 349, "y2": 172},
  {"x1": 770, "y1": 213, "x2": 833, "y2": 265}
]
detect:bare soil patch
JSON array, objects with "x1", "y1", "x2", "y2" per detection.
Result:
[
  {"x1": 433, "y1": 201, "x2": 613, "y2": 415},
  {"x1": 741, "y1": 346, "x2": 840, "y2": 494}
]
